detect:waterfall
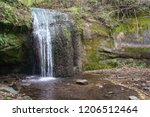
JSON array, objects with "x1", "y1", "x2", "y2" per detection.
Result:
[{"x1": 31, "y1": 8, "x2": 69, "y2": 77}]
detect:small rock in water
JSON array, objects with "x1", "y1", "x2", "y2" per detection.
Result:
[
  {"x1": 66, "y1": 83, "x2": 70, "y2": 86},
  {"x1": 96, "y1": 84, "x2": 103, "y2": 88},
  {"x1": 141, "y1": 83, "x2": 146, "y2": 87},
  {"x1": 108, "y1": 91, "x2": 114, "y2": 94},
  {"x1": 76, "y1": 79, "x2": 88, "y2": 85},
  {"x1": 121, "y1": 87, "x2": 125, "y2": 91},
  {"x1": 129, "y1": 96, "x2": 140, "y2": 100}
]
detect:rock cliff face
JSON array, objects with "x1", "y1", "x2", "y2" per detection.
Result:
[
  {"x1": 75, "y1": 0, "x2": 150, "y2": 70},
  {"x1": 52, "y1": 21, "x2": 81, "y2": 77},
  {"x1": 0, "y1": 0, "x2": 150, "y2": 75},
  {"x1": 31, "y1": 8, "x2": 81, "y2": 77}
]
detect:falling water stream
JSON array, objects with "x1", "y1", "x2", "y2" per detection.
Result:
[
  {"x1": 32, "y1": 8, "x2": 54, "y2": 77},
  {"x1": 31, "y1": 8, "x2": 69, "y2": 77}
]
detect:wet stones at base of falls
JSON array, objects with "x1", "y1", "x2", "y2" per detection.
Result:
[
  {"x1": 76, "y1": 79, "x2": 88, "y2": 85},
  {"x1": 0, "y1": 84, "x2": 32, "y2": 100},
  {"x1": 129, "y1": 96, "x2": 140, "y2": 100},
  {"x1": 21, "y1": 81, "x2": 31, "y2": 86},
  {"x1": 0, "y1": 85, "x2": 18, "y2": 95}
]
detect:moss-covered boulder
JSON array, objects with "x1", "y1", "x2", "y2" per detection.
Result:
[
  {"x1": 0, "y1": 0, "x2": 32, "y2": 74},
  {"x1": 0, "y1": 34, "x2": 31, "y2": 74}
]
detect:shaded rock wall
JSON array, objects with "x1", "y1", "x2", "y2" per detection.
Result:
[
  {"x1": 0, "y1": 0, "x2": 32, "y2": 74},
  {"x1": 53, "y1": 23, "x2": 81, "y2": 77}
]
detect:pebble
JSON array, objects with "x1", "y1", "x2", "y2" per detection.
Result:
[
  {"x1": 76, "y1": 79, "x2": 88, "y2": 85},
  {"x1": 141, "y1": 83, "x2": 146, "y2": 87},
  {"x1": 108, "y1": 91, "x2": 114, "y2": 94},
  {"x1": 96, "y1": 84, "x2": 103, "y2": 88},
  {"x1": 144, "y1": 87, "x2": 150, "y2": 91},
  {"x1": 66, "y1": 83, "x2": 70, "y2": 86},
  {"x1": 129, "y1": 96, "x2": 140, "y2": 100},
  {"x1": 121, "y1": 87, "x2": 125, "y2": 91}
]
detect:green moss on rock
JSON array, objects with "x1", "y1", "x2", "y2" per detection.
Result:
[
  {"x1": 0, "y1": 34, "x2": 27, "y2": 64},
  {"x1": 113, "y1": 16, "x2": 150, "y2": 39},
  {"x1": 90, "y1": 22, "x2": 109, "y2": 37},
  {"x1": 63, "y1": 27, "x2": 71, "y2": 47},
  {"x1": 124, "y1": 47, "x2": 150, "y2": 53},
  {"x1": 83, "y1": 38, "x2": 118, "y2": 70}
]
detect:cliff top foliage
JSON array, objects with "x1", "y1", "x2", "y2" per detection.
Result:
[
  {"x1": 0, "y1": 0, "x2": 31, "y2": 28},
  {"x1": 24, "y1": 0, "x2": 150, "y2": 25},
  {"x1": 0, "y1": 0, "x2": 149, "y2": 31}
]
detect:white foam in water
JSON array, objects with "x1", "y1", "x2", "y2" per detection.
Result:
[
  {"x1": 26, "y1": 75, "x2": 38, "y2": 79},
  {"x1": 37, "y1": 77, "x2": 56, "y2": 82},
  {"x1": 22, "y1": 76, "x2": 57, "y2": 83}
]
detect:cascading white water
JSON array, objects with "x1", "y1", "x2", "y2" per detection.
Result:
[
  {"x1": 31, "y1": 8, "x2": 69, "y2": 77},
  {"x1": 32, "y1": 8, "x2": 53, "y2": 77}
]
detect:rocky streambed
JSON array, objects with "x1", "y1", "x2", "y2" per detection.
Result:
[
  {"x1": 0, "y1": 67, "x2": 150, "y2": 100},
  {"x1": 0, "y1": 74, "x2": 32, "y2": 100}
]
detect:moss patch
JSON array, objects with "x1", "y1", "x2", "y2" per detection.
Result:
[
  {"x1": 0, "y1": 0, "x2": 31, "y2": 28},
  {"x1": 123, "y1": 47, "x2": 150, "y2": 54},
  {"x1": 0, "y1": 34, "x2": 27, "y2": 64},
  {"x1": 113, "y1": 17, "x2": 150, "y2": 37},
  {"x1": 18, "y1": 0, "x2": 44, "y2": 6},
  {"x1": 63, "y1": 27, "x2": 71, "y2": 47},
  {"x1": 90, "y1": 22, "x2": 109, "y2": 37},
  {"x1": 83, "y1": 38, "x2": 118, "y2": 70}
]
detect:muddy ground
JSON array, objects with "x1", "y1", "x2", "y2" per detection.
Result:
[{"x1": 0, "y1": 67, "x2": 150, "y2": 100}]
